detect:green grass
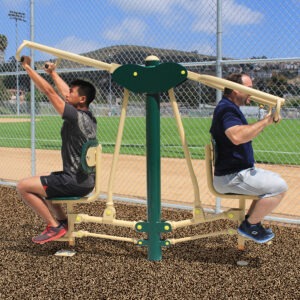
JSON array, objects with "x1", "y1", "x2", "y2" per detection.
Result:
[
  {"x1": 0, "y1": 116, "x2": 299, "y2": 165},
  {"x1": 252, "y1": 118, "x2": 300, "y2": 164}
]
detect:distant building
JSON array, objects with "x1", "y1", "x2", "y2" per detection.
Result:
[
  {"x1": 240, "y1": 106, "x2": 265, "y2": 118},
  {"x1": 7, "y1": 89, "x2": 26, "y2": 103}
]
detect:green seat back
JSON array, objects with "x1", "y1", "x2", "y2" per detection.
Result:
[
  {"x1": 81, "y1": 139, "x2": 99, "y2": 174},
  {"x1": 48, "y1": 139, "x2": 99, "y2": 201}
]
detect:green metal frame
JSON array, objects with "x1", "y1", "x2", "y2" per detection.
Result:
[
  {"x1": 112, "y1": 62, "x2": 187, "y2": 94},
  {"x1": 113, "y1": 58, "x2": 187, "y2": 261}
]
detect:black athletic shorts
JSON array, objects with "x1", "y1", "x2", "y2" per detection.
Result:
[{"x1": 40, "y1": 171, "x2": 94, "y2": 198}]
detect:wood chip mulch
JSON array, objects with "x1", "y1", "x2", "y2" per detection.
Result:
[{"x1": 0, "y1": 186, "x2": 299, "y2": 300}]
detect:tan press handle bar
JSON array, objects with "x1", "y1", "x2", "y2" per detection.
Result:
[
  {"x1": 16, "y1": 40, "x2": 120, "y2": 73},
  {"x1": 16, "y1": 40, "x2": 284, "y2": 120}
]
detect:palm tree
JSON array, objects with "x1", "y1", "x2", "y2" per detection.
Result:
[
  {"x1": 0, "y1": 34, "x2": 8, "y2": 63},
  {"x1": 0, "y1": 34, "x2": 8, "y2": 51}
]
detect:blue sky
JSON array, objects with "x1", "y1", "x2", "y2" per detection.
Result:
[{"x1": 0, "y1": 0, "x2": 299, "y2": 61}]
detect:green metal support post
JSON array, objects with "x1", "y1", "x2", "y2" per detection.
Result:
[
  {"x1": 111, "y1": 56, "x2": 187, "y2": 261},
  {"x1": 145, "y1": 56, "x2": 162, "y2": 261}
]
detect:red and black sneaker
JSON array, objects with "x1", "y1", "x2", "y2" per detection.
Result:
[
  {"x1": 32, "y1": 224, "x2": 67, "y2": 244},
  {"x1": 58, "y1": 219, "x2": 68, "y2": 230}
]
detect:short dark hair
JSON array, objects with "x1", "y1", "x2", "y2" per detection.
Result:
[
  {"x1": 223, "y1": 73, "x2": 245, "y2": 96},
  {"x1": 70, "y1": 79, "x2": 96, "y2": 106}
]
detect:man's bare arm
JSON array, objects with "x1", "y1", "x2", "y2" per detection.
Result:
[
  {"x1": 225, "y1": 113, "x2": 275, "y2": 145},
  {"x1": 21, "y1": 56, "x2": 65, "y2": 115},
  {"x1": 44, "y1": 62, "x2": 69, "y2": 99}
]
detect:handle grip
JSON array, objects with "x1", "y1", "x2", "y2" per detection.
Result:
[{"x1": 273, "y1": 99, "x2": 281, "y2": 123}]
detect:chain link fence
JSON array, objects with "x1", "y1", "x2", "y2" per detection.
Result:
[{"x1": 0, "y1": 1, "x2": 299, "y2": 221}]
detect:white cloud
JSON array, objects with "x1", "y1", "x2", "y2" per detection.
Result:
[
  {"x1": 103, "y1": 18, "x2": 147, "y2": 43},
  {"x1": 111, "y1": 0, "x2": 263, "y2": 35},
  {"x1": 183, "y1": 0, "x2": 263, "y2": 33},
  {"x1": 223, "y1": 0, "x2": 263, "y2": 25},
  {"x1": 192, "y1": 19, "x2": 216, "y2": 35},
  {"x1": 54, "y1": 36, "x2": 102, "y2": 54},
  {"x1": 110, "y1": 0, "x2": 174, "y2": 14}
]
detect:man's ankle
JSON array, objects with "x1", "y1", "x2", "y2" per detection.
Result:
[
  {"x1": 246, "y1": 217, "x2": 261, "y2": 226},
  {"x1": 48, "y1": 222, "x2": 59, "y2": 228}
]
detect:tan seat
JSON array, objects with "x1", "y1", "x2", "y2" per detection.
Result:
[
  {"x1": 205, "y1": 143, "x2": 258, "y2": 249},
  {"x1": 205, "y1": 143, "x2": 258, "y2": 201}
]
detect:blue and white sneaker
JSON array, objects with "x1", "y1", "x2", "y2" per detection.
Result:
[
  {"x1": 245, "y1": 214, "x2": 273, "y2": 234},
  {"x1": 238, "y1": 220, "x2": 274, "y2": 244}
]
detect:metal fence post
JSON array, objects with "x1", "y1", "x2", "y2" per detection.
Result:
[
  {"x1": 30, "y1": 0, "x2": 36, "y2": 176},
  {"x1": 216, "y1": 0, "x2": 223, "y2": 103}
]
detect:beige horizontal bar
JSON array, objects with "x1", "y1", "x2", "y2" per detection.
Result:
[
  {"x1": 168, "y1": 211, "x2": 233, "y2": 229},
  {"x1": 73, "y1": 230, "x2": 138, "y2": 243},
  {"x1": 188, "y1": 71, "x2": 285, "y2": 108},
  {"x1": 168, "y1": 229, "x2": 235, "y2": 245},
  {"x1": 16, "y1": 40, "x2": 120, "y2": 73},
  {"x1": 77, "y1": 214, "x2": 137, "y2": 229}
]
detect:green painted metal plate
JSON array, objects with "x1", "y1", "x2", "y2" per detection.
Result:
[
  {"x1": 81, "y1": 139, "x2": 98, "y2": 174},
  {"x1": 112, "y1": 62, "x2": 187, "y2": 93}
]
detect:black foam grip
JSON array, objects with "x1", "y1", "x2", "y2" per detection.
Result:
[
  {"x1": 45, "y1": 64, "x2": 49, "y2": 69},
  {"x1": 20, "y1": 56, "x2": 24, "y2": 62}
]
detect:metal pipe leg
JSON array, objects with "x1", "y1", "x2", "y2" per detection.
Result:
[{"x1": 237, "y1": 198, "x2": 246, "y2": 250}]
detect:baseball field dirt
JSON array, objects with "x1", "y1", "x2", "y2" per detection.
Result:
[{"x1": 0, "y1": 147, "x2": 299, "y2": 218}]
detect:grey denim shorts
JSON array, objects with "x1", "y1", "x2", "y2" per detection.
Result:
[{"x1": 213, "y1": 167, "x2": 288, "y2": 198}]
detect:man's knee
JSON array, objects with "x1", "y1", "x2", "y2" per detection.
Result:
[
  {"x1": 276, "y1": 178, "x2": 288, "y2": 196},
  {"x1": 16, "y1": 179, "x2": 27, "y2": 194},
  {"x1": 17, "y1": 177, "x2": 44, "y2": 196},
  {"x1": 260, "y1": 169, "x2": 288, "y2": 196}
]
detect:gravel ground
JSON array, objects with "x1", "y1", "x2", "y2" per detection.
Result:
[{"x1": 0, "y1": 186, "x2": 299, "y2": 300}]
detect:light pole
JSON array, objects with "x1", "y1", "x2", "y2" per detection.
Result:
[{"x1": 8, "y1": 10, "x2": 26, "y2": 116}]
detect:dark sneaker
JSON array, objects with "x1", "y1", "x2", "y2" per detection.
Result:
[
  {"x1": 245, "y1": 214, "x2": 272, "y2": 234},
  {"x1": 32, "y1": 224, "x2": 67, "y2": 244},
  {"x1": 237, "y1": 220, "x2": 274, "y2": 244},
  {"x1": 58, "y1": 219, "x2": 68, "y2": 230}
]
